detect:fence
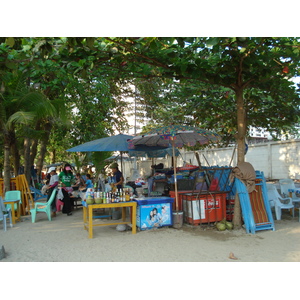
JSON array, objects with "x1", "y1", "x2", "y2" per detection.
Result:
[{"x1": 121, "y1": 139, "x2": 300, "y2": 181}]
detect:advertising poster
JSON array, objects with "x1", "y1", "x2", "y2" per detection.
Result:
[{"x1": 137, "y1": 202, "x2": 172, "y2": 229}]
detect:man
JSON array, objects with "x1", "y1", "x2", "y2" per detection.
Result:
[
  {"x1": 46, "y1": 167, "x2": 59, "y2": 217},
  {"x1": 110, "y1": 162, "x2": 124, "y2": 191}
]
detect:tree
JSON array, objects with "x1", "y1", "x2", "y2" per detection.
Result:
[
  {"x1": 101, "y1": 37, "x2": 300, "y2": 227},
  {"x1": 0, "y1": 72, "x2": 56, "y2": 191}
]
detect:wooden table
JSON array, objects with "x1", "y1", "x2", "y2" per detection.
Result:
[
  {"x1": 4, "y1": 199, "x2": 21, "y2": 224},
  {"x1": 82, "y1": 201, "x2": 137, "y2": 239}
]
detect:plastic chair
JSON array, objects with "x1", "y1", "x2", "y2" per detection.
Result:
[
  {"x1": 4, "y1": 190, "x2": 22, "y2": 211},
  {"x1": 0, "y1": 196, "x2": 13, "y2": 231},
  {"x1": 279, "y1": 179, "x2": 300, "y2": 206},
  {"x1": 30, "y1": 186, "x2": 47, "y2": 202},
  {"x1": 56, "y1": 198, "x2": 64, "y2": 212},
  {"x1": 30, "y1": 189, "x2": 56, "y2": 223},
  {"x1": 266, "y1": 183, "x2": 294, "y2": 220}
]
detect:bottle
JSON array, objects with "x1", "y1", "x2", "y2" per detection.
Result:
[{"x1": 125, "y1": 190, "x2": 130, "y2": 201}]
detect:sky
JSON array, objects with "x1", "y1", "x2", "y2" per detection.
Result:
[{"x1": 2, "y1": 2, "x2": 299, "y2": 37}]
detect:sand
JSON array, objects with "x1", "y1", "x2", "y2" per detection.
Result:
[
  {"x1": 1, "y1": 206, "x2": 300, "y2": 262},
  {"x1": 1, "y1": 206, "x2": 299, "y2": 299}
]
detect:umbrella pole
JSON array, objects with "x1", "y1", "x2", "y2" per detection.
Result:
[
  {"x1": 172, "y1": 140, "x2": 179, "y2": 212},
  {"x1": 120, "y1": 151, "x2": 123, "y2": 175}
]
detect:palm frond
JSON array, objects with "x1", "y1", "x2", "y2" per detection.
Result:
[
  {"x1": 19, "y1": 92, "x2": 57, "y2": 118},
  {"x1": 7, "y1": 111, "x2": 36, "y2": 129}
]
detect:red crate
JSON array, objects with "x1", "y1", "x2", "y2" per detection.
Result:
[
  {"x1": 169, "y1": 190, "x2": 196, "y2": 211},
  {"x1": 182, "y1": 192, "x2": 227, "y2": 225}
]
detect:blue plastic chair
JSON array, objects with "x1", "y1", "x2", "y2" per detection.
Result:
[
  {"x1": 0, "y1": 196, "x2": 13, "y2": 231},
  {"x1": 30, "y1": 186, "x2": 47, "y2": 202},
  {"x1": 30, "y1": 189, "x2": 57, "y2": 223}
]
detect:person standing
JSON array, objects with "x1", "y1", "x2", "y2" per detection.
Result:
[
  {"x1": 110, "y1": 162, "x2": 124, "y2": 191},
  {"x1": 46, "y1": 167, "x2": 59, "y2": 218},
  {"x1": 58, "y1": 163, "x2": 74, "y2": 216}
]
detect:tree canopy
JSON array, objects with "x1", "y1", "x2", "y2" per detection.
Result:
[{"x1": 0, "y1": 37, "x2": 299, "y2": 191}]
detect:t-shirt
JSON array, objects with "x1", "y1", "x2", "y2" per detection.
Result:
[
  {"x1": 113, "y1": 170, "x2": 123, "y2": 189},
  {"x1": 49, "y1": 174, "x2": 59, "y2": 189},
  {"x1": 58, "y1": 171, "x2": 74, "y2": 187},
  {"x1": 85, "y1": 179, "x2": 93, "y2": 189}
]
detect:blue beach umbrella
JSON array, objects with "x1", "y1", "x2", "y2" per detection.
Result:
[
  {"x1": 66, "y1": 134, "x2": 134, "y2": 172},
  {"x1": 66, "y1": 134, "x2": 133, "y2": 152}
]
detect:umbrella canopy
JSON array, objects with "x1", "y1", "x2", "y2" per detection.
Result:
[
  {"x1": 131, "y1": 125, "x2": 221, "y2": 212},
  {"x1": 66, "y1": 133, "x2": 133, "y2": 174},
  {"x1": 66, "y1": 133, "x2": 133, "y2": 152},
  {"x1": 128, "y1": 145, "x2": 180, "y2": 158},
  {"x1": 131, "y1": 125, "x2": 220, "y2": 148}
]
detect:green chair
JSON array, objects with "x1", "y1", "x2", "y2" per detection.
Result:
[
  {"x1": 30, "y1": 189, "x2": 56, "y2": 223},
  {"x1": 4, "y1": 190, "x2": 22, "y2": 211}
]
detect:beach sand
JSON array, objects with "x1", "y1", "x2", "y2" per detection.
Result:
[
  {"x1": 1, "y1": 206, "x2": 299, "y2": 299},
  {"x1": 1, "y1": 206, "x2": 300, "y2": 262}
]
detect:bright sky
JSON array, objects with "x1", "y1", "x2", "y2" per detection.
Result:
[{"x1": 1, "y1": 2, "x2": 299, "y2": 37}]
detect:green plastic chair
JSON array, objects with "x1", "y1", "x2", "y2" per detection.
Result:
[
  {"x1": 4, "y1": 190, "x2": 22, "y2": 211},
  {"x1": 30, "y1": 189, "x2": 56, "y2": 223}
]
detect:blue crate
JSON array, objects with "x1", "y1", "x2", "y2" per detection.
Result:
[{"x1": 133, "y1": 197, "x2": 174, "y2": 230}]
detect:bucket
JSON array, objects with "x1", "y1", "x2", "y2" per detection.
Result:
[
  {"x1": 172, "y1": 211, "x2": 183, "y2": 229},
  {"x1": 112, "y1": 210, "x2": 121, "y2": 220}
]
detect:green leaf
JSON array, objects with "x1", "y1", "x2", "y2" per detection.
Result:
[
  {"x1": 5, "y1": 37, "x2": 15, "y2": 47},
  {"x1": 206, "y1": 38, "x2": 220, "y2": 47},
  {"x1": 5, "y1": 61, "x2": 18, "y2": 69}
]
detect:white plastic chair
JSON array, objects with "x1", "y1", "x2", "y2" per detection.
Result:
[
  {"x1": 0, "y1": 196, "x2": 13, "y2": 231},
  {"x1": 266, "y1": 183, "x2": 294, "y2": 220},
  {"x1": 279, "y1": 179, "x2": 300, "y2": 206}
]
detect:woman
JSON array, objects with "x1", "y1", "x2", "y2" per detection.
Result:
[
  {"x1": 58, "y1": 163, "x2": 74, "y2": 216},
  {"x1": 46, "y1": 167, "x2": 59, "y2": 218},
  {"x1": 110, "y1": 163, "x2": 124, "y2": 191}
]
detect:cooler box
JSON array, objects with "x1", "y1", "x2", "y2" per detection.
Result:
[
  {"x1": 133, "y1": 197, "x2": 174, "y2": 230},
  {"x1": 169, "y1": 187, "x2": 208, "y2": 211},
  {"x1": 182, "y1": 192, "x2": 227, "y2": 225}
]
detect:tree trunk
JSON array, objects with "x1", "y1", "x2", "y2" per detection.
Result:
[
  {"x1": 36, "y1": 121, "x2": 52, "y2": 177},
  {"x1": 3, "y1": 138, "x2": 11, "y2": 194},
  {"x1": 232, "y1": 87, "x2": 246, "y2": 229},
  {"x1": 10, "y1": 131, "x2": 20, "y2": 177},
  {"x1": 236, "y1": 88, "x2": 246, "y2": 164},
  {"x1": 24, "y1": 137, "x2": 32, "y2": 186}
]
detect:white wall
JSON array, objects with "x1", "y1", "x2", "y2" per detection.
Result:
[{"x1": 120, "y1": 139, "x2": 300, "y2": 181}]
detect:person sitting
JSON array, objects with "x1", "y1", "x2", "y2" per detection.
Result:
[
  {"x1": 72, "y1": 173, "x2": 85, "y2": 191},
  {"x1": 82, "y1": 173, "x2": 94, "y2": 190}
]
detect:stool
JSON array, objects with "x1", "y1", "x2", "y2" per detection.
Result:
[{"x1": 56, "y1": 199, "x2": 64, "y2": 212}]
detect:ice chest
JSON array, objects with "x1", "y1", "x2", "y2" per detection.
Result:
[
  {"x1": 133, "y1": 197, "x2": 174, "y2": 230},
  {"x1": 182, "y1": 192, "x2": 227, "y2": 225}
]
